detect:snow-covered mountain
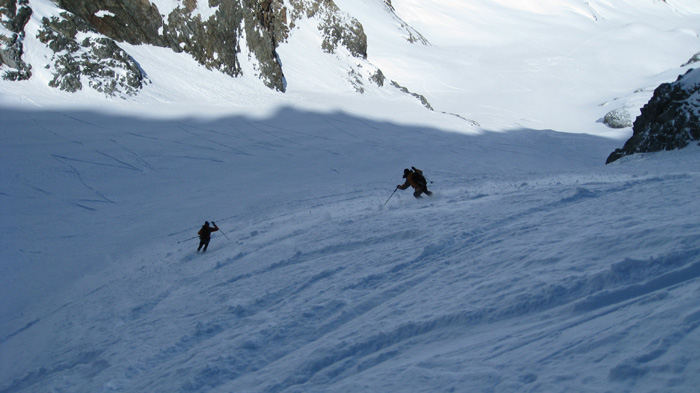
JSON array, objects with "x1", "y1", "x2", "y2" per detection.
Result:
[
  {"x1": 2, "y1": 0, "x2": 699, "y2": 133},
  {"x1": 1, "y1": 1, "x2": 700, "y2": 392}
]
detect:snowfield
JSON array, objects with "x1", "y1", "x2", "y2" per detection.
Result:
[{"x1": 2, "y1": 0, "x2": 700, "y2": 392}]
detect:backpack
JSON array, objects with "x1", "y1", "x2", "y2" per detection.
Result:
[{"x1": 412, "y1": 171, "x2": 427, "y2": 187}]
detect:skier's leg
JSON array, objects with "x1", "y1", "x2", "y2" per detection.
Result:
[
  {"x1": 413, "y1": 189, "x2": 423, "y2": 198},
  {"x1": 202, "y1": 239, "x2": 210, "y2": 252},
  {"x1": 197, "y1": 239, "x2": 204, "y2": 252}
]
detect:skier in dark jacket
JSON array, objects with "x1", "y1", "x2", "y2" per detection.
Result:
[
  {"x1": 197, "y1": 221, "x2": 219, "y2": 252},
  {"x1": 398, "y1": 167, "x2": 433, "y2": 198}
]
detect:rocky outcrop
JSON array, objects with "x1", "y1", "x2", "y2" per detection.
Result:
[
  {"x1": 286, "y1": 0, "x2": 367, "y2": 58},
  {"x1": 0, "y1": 0, "x2": 377, "y2": 94},
  {"x1": 0, "y1": 0, "x2": 33, "y2": 81},
  {"x1": 382, "y1": 0, "x2": 428, "y2": 44},
  {"x1": 681, "y1": 52, "x2": 700, "y2": 67},
  {"x1": 53, "y1": 0, "x2": 279, "y2": 90},
  {"x1": 36, "y1": 11, "x2": 146, "y2": 96},
  {"x1": 606, "y1": 68, "x2": 700, "y2": 164},
  {"x1": 51, "y1": 0, "x2": 370, "y2": 93},
  {"x1": 391, "y1": 80, "x2": 433, "y2": 110},
  {"x1": 2, "y1": 0, "x2": 428, "y2": 100}
]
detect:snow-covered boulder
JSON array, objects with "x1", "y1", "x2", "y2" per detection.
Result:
[
  {"x1": 603, "y1": 108, "x2": 634, "y2": 129},
  {"x1": 606, "y1": 68, "x2": 700, "y2": 164}
]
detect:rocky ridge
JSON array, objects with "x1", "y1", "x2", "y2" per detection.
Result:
[
  {"x1": 1, "y1": 0, "x2": 421, "y2": 99},
  {"x1": 36, "y1": 10, "x2": 146, "y2": 96},
  {"x1": 606, "y1": 67, "x2": 700, "y2": 164}
]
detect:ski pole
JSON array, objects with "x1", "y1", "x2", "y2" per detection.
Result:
[
  {"x1": 383, "y1": 186, "x2": 399, "y2": 207},
  {"x1": 178, "y1": 235, "x2": 199, "y2": 244},
  {"x1": 213, "y1": 221, "x2": 230, "y2": 240}
]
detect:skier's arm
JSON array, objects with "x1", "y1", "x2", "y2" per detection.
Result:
[
  {"x1": 397, "y1": 179, "x2": 410, "y2": 190},
  {"x1": 211, "y1": 222, "x2": 219, "y2": 232}
]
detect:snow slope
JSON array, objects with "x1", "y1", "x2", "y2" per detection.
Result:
[
  {"x1": 2, "y1": 0, "x2": 700, "y2": 392},
  {"x1": 2, "y1": 106, "x2": 699, "y2": 392},
  {"x1": 345, "y1": 0, "x2": 700, "y2": 134}
]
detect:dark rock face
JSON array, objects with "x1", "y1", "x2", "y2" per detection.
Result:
[
  {"x1": 0, "y1": 0, "x2": 33, "y2": 80},
  {"x1": 57, "y1": 0, "x2": 163, "y2": 45},
  {"x1": 56, "y1": 0, "x2": 258, "y2": 84},
  {"x1": 606, "y1": 68, "x2": 700, "y2": 164}
]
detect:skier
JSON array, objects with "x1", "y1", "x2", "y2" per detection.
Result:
[
  {"x1": 197, "y1": 221, "x2": 219, "y2": 253},
  {"x1": 397, "y1": 166, "x2": 433, "y2": 198}
]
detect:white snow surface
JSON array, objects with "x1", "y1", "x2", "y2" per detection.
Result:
[{"x1": 1, "y1": 0, "x2": 700, "y2": 392}]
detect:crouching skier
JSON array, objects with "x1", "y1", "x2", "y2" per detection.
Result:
[
  {"x1": 197, "y1": 221, "x2": 219, "y2": 253},
  {"x1": 398, "y1": 166, "x2": 433, "y2": 198}
]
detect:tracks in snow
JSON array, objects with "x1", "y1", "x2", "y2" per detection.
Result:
[{"x1": 6, "y1": 169, "x2": 700, "y2": 392}]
